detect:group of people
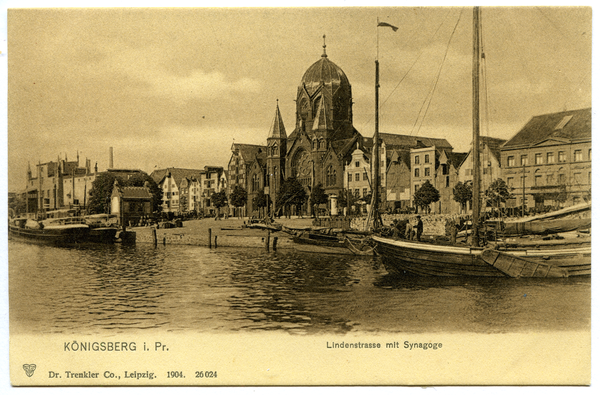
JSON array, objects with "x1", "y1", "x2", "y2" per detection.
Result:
[{"x1": 391, "y1": 215, "x2": 424, "y2": 241}]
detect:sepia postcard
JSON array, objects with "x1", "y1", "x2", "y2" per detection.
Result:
[{"x1": 4, "y1": 3, "x2": 594, "y2": 389}]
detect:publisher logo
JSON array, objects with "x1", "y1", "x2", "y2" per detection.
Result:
[{"x1": 23, "y1": 364, "x2": 36, "y2": 377}]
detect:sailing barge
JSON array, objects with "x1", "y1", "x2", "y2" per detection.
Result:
[{"x1": 370, "y1": 8, "x2": 591, "y2": 278}]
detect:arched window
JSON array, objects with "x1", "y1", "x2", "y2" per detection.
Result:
[
  {"x1": 273, "y1": 143, "x2": 278, "y2": 156},
  {"x1": 252, "y1": 174, "x2": 260, "y2": 192},
  {"x1": 326, "y1": 165, "x2": 336, "y2": 186}
]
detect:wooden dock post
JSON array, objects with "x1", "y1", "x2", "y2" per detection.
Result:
[
  {"x1": 152, "y1": 228, "x2": 157, "y2": 246},
  {"x1": 208, "y1": 228, "x2": 212, "y2": 248},
  {"x1": 272, "y1": 236, "x2": 278, "y2": 251},
  {"x1": 265, "y1": 230, "x2": 270, "y2": 251},
  {"x1": 214, "y1": 235, "x2": 218, "y2": 248}
]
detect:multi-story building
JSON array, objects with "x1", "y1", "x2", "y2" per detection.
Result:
[
  {"x1": 24, "y1": 154, "x2": 97, "y2": 213},
  {"x1": 343, "y1": 134, "x2": 457, "y2": 213},
  {"x1": 501, "y1": 108, "x2": 591, "y2": 211},
  {"x1": 152, "y1": 168, "x2": 204, "y2": 214},
  {"x1": 344, "y1": 145, "x2": 371, "y2": 201},
  {"x1": 62, "y1": 159, "x2": 97, "y2": 208},
  {"x1": 228, "y1": 143, "x2": 267, "y2": 216},
  {"x1": 409, "y1": 138, "x2": 465, "y2": 214},
  {"x1": 457, "y1": 136, "x2": 507, "y2": 211},
  {"x1": 198, "y1": 166, "x2": 225, "y2": 216}
]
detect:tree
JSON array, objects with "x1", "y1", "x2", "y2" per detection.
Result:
[
  {"x1": 87, "y1": 172, "x2": 117, "y2": 214},
  {"x1": 124, "y1": 172, "x2": 163, "y2": 213},
  {"x1": 179, "y1": 194, "x2": 189, "y2": 212},
  {"x1": 453, "y1": 181, "x2": 473, "y2": 213},
  {"x1": 309, "y1": 183, "x2": 328, "y2": 217},
  {"x1": 253, "y1": 189, "x2": 271, "y2": 217},
  {"x1": 230, "y1": 185, "x2": 248, "y2": 218},
  {"x1": 211, "y1": 190, "x2": 228, "y2": 218},
  {"x1": 484, "y1": 178, "x2": 512, "y2": 208},
  {"x1": 276, "y1": 177, "x2": 307, "y2": 217},
  {"x1": 413, "y1": 180, "x2": 440, "y2": 213}
]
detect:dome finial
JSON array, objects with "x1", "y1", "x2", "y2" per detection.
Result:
[{"x1": 322, "y1": 34, "x2": 327, "y2": 57}]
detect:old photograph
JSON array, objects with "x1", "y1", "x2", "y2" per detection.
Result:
[{"x1": 5, "y1": 4, "x2": 592, "y2": 386}]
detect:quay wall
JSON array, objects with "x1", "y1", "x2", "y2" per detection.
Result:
[{"x1": 351, "y1": 214, "x2": 471, "y2": 236}]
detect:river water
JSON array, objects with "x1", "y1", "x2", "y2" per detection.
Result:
[{"x1": 9, "y1": 240, "x2": 590, "y2": 336}]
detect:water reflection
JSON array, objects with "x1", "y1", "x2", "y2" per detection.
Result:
[{"x1": 9, "y1": 240, "x2": 590, "y2": 335}]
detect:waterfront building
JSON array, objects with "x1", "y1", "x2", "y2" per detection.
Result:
[
  {"x1": 500, "y1": 108, "x2": 591, "y2": 211},
  {"x1": 151, "y1": 166, "x2": 224, "y2": 215},
  {"x1": 152, "y1": 168, "x2": 204, "y2": 214},
  {"x1": 457, "y1": 136, "x2": 506, "y2": 212},
  {"x1": 342, "y1": 134, "x2": 458, "y2": 213},
  {"x1": 198, "y1": 166, "x2": 225, "y2": 216},
  {"x1": 410, "y1": 142, "x2": 465, "y2": 214},
  {"x1": 228, "y1": 143, "x2": 267, "y2": 217},
  {"x1": 25, "y1": 154, "x2": 97, "y2": 213},
  {"x1": 110, "y1": 180, "x2": 153, "y2": 226},
  {"x1": 384, "y1": 149, "x2": 412, "y2": 211},
  {"x1": 228, "y1": 43, "x2": 367, "y2": 216},
  {"x1": 344, "y1": 144, "x2": 371, "y2": 214}
]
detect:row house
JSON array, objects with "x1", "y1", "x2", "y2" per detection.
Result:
[
  {"x1": 197, "y1": 166, "x2": 226, "y2": 216},
  {"x1": 410, "y1": 145, "x2": 466, "y2": 214},
  {"x1": 500, "y1": 108, "x2": 591, "y2": 210},
  {"x1": 344, "y1": 133, "x2": 459, "y2": 213},
  {"x1": 151, "y1": 167, "x2": 225, "y2": 215},
  {"x1": 457, "y1": 136, "x2": 506, "y2": 211},
  {"x1": 152, "y1": 168, "x2": 203, "y2": 214},
  {"x1": 344, "y1": 144, "x2": 371, "y2": 202},
  {"x1": 228, "y1": 142, "x2": 267, "y2": 216}
]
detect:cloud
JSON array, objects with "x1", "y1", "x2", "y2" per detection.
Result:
[{"x1": 97, "y1": 45, "x2": 262, "y2": 103}]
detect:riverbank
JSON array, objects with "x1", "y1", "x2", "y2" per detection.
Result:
[
  {"x1": 128, "y1": 214, "x2": 461, "y2": 247},
  {"x1": 130, "y1": 217, "x2": 315, "y2": 248}
]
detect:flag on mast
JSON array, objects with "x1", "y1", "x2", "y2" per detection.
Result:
[{"x1": 377, "y1": 21, "x2": 398, "y2": 31}]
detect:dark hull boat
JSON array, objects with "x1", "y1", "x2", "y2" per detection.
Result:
[
  {"x1": 83, "y1": 214, "x2": 119, "y2": 243},
  {"x1": 87, "y1": 227, "x2": 119, "y2": 243},
  {"x1": 290, "y1": 229, "x2": 375, "y2": 255},
  {"x1": 371, "y1": 8, "x2": 591, "y2": 278},
  {"x1": 291, "y1": 230, "x2": 355, "y2": 255},
  {"x1": 9, "y1": 218, "x2": 90, "y2": 244},
  {"x1": 373, "y1": 235, "x2": 590, "y2": 278}
]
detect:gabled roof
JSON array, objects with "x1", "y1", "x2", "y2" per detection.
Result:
[
  {"x1": 448, "y1": 152, "x2": 468, "y2": 169},
  {"x1": 503, "y1": 108, "x2": 591, "y2": 149},
  {"x1": 268, "y1": 103, "x2": 287, "y2": 139},
  {"x1": 388, "y1": 149, "x2": 411, "y2": 169},
  {"x1": 231, "y1": 143, "x2": 267, "y2": 163},
  {"x1": 480, "y1": 136, "x2": 507, "y2": 163},
  {"x1": 312, "y1": 96, "x2": 329, "y2": 131},
  {"x1": 151, "y1": 168, "x2": 204, "y2": 186},
  {"x1": 331, "y1": 136, "x2": 361, "y2": 159},
  {"x1": 363, "y1": 133, "x2": 453, "y2": 151},
  {"x1": 112, "y1": 185, "x2": 152, "y2": 200}
]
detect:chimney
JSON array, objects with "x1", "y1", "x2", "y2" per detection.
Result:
[{"x1": 109, "y1": 147, "x2": 114, "y2": 169}]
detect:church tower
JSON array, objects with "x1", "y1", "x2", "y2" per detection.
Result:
[{"x1": 267, "y1": 101, "x2": 287, "y2": 209}]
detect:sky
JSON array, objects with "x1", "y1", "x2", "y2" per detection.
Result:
[{"x1": 5, "y1": 4, "x2": 592, "y2": 192}]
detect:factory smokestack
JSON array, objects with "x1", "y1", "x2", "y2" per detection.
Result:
[{"x1": 109, "y1": 147, "x2": 114, "y2": 169}]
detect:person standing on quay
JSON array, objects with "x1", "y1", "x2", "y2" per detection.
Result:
[{"x1": 416, "y1": 215, "x2": 423, "y2": 242}]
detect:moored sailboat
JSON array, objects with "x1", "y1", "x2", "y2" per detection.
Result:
[{"x1": 371, "y1": 8, "x2": 591, "y2": 277}]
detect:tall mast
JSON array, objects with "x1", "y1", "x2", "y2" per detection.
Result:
[
  {"x1": 471, "y1": 6, "x2": 482, "y2": 247},
  {"x1": 372, "y1": 58, "x2": 381, "y2": 230}
]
